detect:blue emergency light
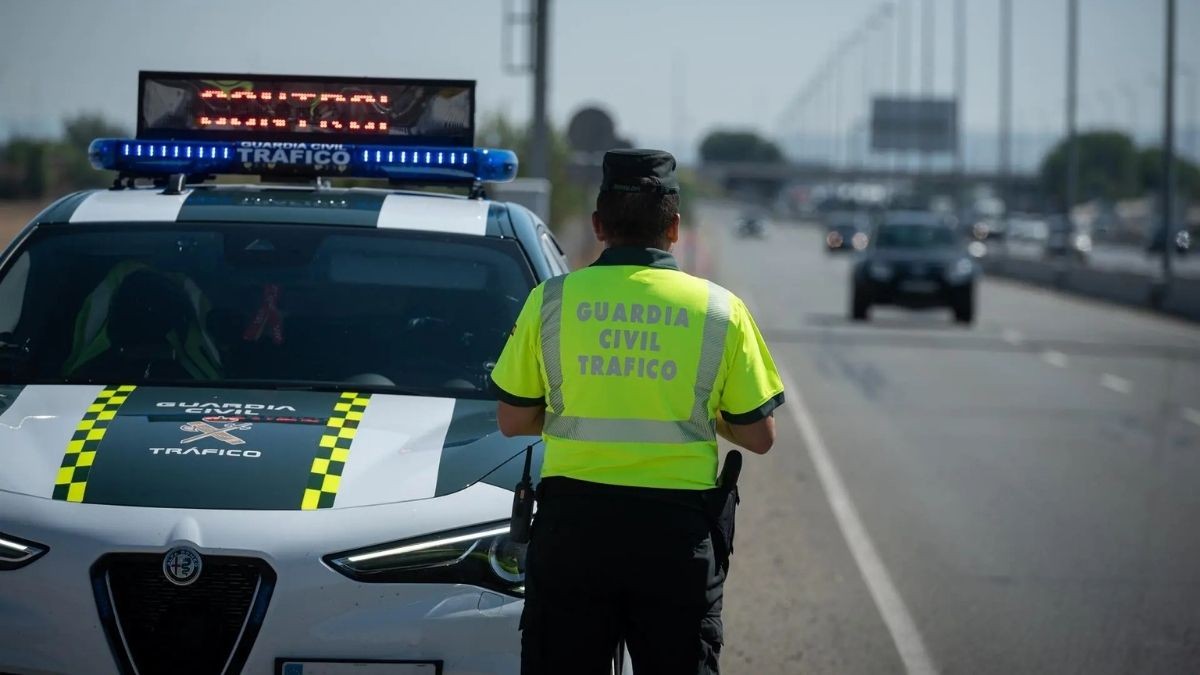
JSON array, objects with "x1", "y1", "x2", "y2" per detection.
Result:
[
  {"x1": 88, "y1": 138, "x2": 519, "y2": 183},
  {"x1": 93, "y1": 71, "x2": 519, "y2": 184}
]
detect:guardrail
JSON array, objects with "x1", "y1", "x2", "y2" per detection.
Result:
[{"x1": 982, "y1": 254, "x2": 1200, "y2": 322}]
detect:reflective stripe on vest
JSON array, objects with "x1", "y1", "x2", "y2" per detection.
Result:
[
  {"x1": 540, "y1": 276, "x2": 731, "y2": 444},
  {"x1": 540, "y1": 275, "x2": 567, "y2": 414}
]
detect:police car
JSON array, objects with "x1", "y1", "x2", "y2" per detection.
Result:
[{"x1": 0, "y1": 72, "x2": 574, "y2": 675}]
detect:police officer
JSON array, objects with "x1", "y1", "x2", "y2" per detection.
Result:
[{"x1": 491, "y1": 149, "x2": 784, "y2": 675}]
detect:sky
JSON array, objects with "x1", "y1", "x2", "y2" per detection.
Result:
[{"x1": 0, "y1": 0, "x2": 1197, "y2": 166}]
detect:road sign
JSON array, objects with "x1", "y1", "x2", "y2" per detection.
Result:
[
  {"x1": 871, "y1": 97, "x2": 958, "y2": 153},
  {"x1": 567, "y1": 107, "x2": 617, "y2": 154}
]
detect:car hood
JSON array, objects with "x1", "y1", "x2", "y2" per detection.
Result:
[
  {"x1": 865, "y1": 247, "x2": 965, "y2": 264},
  {"x1": 0, "y1": 384, "x2": 538, "y2": 510}
]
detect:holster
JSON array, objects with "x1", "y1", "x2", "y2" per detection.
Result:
[{"x1": 703, "y1": 450, "x2": 742, "y2": 572}]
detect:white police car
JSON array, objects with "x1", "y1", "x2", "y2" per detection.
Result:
[{"x1": 0, "y1": 72, "x2": 573, "y2": 675}]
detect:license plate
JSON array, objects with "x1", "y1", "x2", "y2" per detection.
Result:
[
  {"x1": 899, "y1": 280, "x2": 938, "y2": 294},
  {"x1": 278, "y1": 661, "x2": 440, "y2": 675}
]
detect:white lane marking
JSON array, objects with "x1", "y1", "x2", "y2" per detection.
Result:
[
  {"x1": 778, "y1": 369, "x2": 939, "y2": 675},
  {"x1": 376, "y1": 194, "x2": 488, "y2": 234},
  {"x1": 1100, "y1": 374, "x2": 1133, "y2": 395},
  {"x1": 1001, "y1": 328, "x2": 1025, "y2": 346},
  {"x1": 736, "y1": 256, "x2": 936, "y2": 674},
  {"x1": 1183, "y1": 407, "x2": 1200, "y2": 427},
  {"x1": 1041, "y1": 350, "x2": 1069, "y2": 368},
  {"x1": 69, "y1": 189, "x2": 191, "y2": 223}
]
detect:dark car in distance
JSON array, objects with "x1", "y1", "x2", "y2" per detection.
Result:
[
  {"x1": 851, "y1": 212, "x2": 978, "y2": 324},
  {"x1": 825, "y1": 211, "x2": 872, "y2": 253}
]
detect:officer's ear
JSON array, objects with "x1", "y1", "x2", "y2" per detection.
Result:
[
  {"x1": 591, "y1": 210, "x2": 607, "y2": 243},
  {"x1": 666, "y1": 211, "x2": 681, "y2": 245}
]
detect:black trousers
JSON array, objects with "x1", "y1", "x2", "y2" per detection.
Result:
[{"x1": 521, "y1": 478, "x2": 726, "y2": 675}]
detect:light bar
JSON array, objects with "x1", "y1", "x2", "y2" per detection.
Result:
[{"x1": 88, "y1": 138, "x2": 518, "y2": 184}]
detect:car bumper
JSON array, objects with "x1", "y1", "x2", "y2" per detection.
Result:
[
  {"x1": 859, "y1": 277, "x2": 972, "y2": 307},
  {"x1": 0, "y1": 484, "x2": 521, "y2": 675}
]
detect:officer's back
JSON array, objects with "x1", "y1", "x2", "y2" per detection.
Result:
[{"x1": 492, "y1": 149, "x2": 784, "y2": 675}]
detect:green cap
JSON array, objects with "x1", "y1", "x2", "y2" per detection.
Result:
[{"x1": 599, "y1": 148, "x2": 680, "y2": 194}]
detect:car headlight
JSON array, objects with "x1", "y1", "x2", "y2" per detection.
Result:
[
  {"x1": 0, "y1": 532, "x2": 48, "y2": 570},
  {"x1": 851, "y1": 232, "x2": 869, "y2": 250},
  {"x1": 325, "y1": 521, "x2": 526, "y2": 596},
  {"x1": 868, "y1": 261, "x2": 894, "y2": 280},
  {"x1": 944, "y1": 257, "x2": 975, "y2": 284},
  {"x1": 1074, "y1": 233, "x2": 1093, "y2": 252}
]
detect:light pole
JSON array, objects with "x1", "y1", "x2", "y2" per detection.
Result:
[
  {"x1": 1065, "y1": 0, "x2": 1080, "y2": 222},
  {"x1": 954, "y1": 0, "x2": 965, "y2": 171},
  {"x1": 880, "y1": 2, "x2": 896, "y2": 174},
  {"x1": 954, "y1": 0, "x2": 966, "y2": 211},
  {"x1": 876, "y1": 4, "x2": 896, "y2": 170},
  {"x1": 999, "y1": 0, "x2": 1012, "y2": 215},
  {"x1": 1160, "y1": 0, "x2": 1177, "y2": 287},
  {"x1": 855, "y1": 27, "x2": 870, "y2": 168},
  {"x1": 858, "y1": 7, "x2": 891, "y2": 169},
  {"x1": 529, "y1": 0, "x2": 551, "y2": 180},
  {"x1": 898, "y1": 0, "x2": 911, "y2": 96},
  {"x1": 833, "y1": 53, "x2": 844, "y2": 167},
  {"x1": 898, "y1": 0, "x2": 911, "y2": 171},
  {"x1": 921, "y1": 0, "x2": 935, "y2": 173}
]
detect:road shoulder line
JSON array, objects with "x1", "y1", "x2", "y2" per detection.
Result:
[
  {"x1": 1099, "y1": 373, "x2": 1132, "y2": 394},
  {"x1": 721, "y1": 219, "x2": 937, "y2": 674},
  {"x1": 1184, "y1": 407, "x2": 1200, "y2": 427},
  {"x1": 776, "y1": 367, "x2": 939, "y2": 675}
]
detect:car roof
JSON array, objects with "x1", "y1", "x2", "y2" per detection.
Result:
[
  {"x1": 31, "y1": 184, "x2": 521, "y2": 238},
  {"x1": 18, "y1": 182, "x2": 565, "y2": 283}
]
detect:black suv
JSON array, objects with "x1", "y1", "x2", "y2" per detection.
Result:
[{"x1": 850, "y1": 211, "x2": 978, "y2": 324}]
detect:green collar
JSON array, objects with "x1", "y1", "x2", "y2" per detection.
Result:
[{"x1": 590, "y1": 246, "x2": 680, "y2": 270}]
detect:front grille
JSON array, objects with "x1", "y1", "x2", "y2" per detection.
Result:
[
  {"x1": 893, "y1": 261, "x2": 945, "y2": 278},
  {"x1": 92, "y1": 554, "x2": 275, "y2": 675}
]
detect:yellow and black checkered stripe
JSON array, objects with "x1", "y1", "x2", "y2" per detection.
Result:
[
  {"x1": 53, "y1": 385, "x2": 136, "y2": 503},
  {"x1": 301, "y1": 391, "x2": 371, "y2": 510}
]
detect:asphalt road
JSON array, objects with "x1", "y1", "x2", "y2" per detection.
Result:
[{"x1": 699, "y1": 204, "x2": 1200, "y2": 675}]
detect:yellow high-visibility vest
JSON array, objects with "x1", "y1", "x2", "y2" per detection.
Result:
[{"x1": 491, "y1": 246, "x2": 784, "y2": 490}]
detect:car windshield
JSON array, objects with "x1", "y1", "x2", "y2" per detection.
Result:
[
  {"x1": 875, "y1": 223, "x2": 957, "y2": 249},
  {"x1": 0, "y1": 223, "x2": 535, "y2": 399}
]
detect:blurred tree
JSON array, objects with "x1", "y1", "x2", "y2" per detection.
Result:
[
  {"x1": 0, "y1": 114, "x2": 127, "y2": 198},
  {"x1": 698, "y1": 130, "x2": 783, "y2": 164},
  {"x1": 1137, "y1": 147, "x2": 1200, "y2": 198},
  {"x1": 478, "y1": 112, "x2": 587, "y2": 231},
  {"x1": 0, "y1": 139, "x2": 49, "y2": 199},
  {"x1": 54, "y1": 114, "x2": 129, "y2": 192},
  {"x1": 1038, "y1": 131, "x2": 1139, "y2": 207},
  {"x1": 61, "y1": 114, "x2": 128, "y2": 152}
]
